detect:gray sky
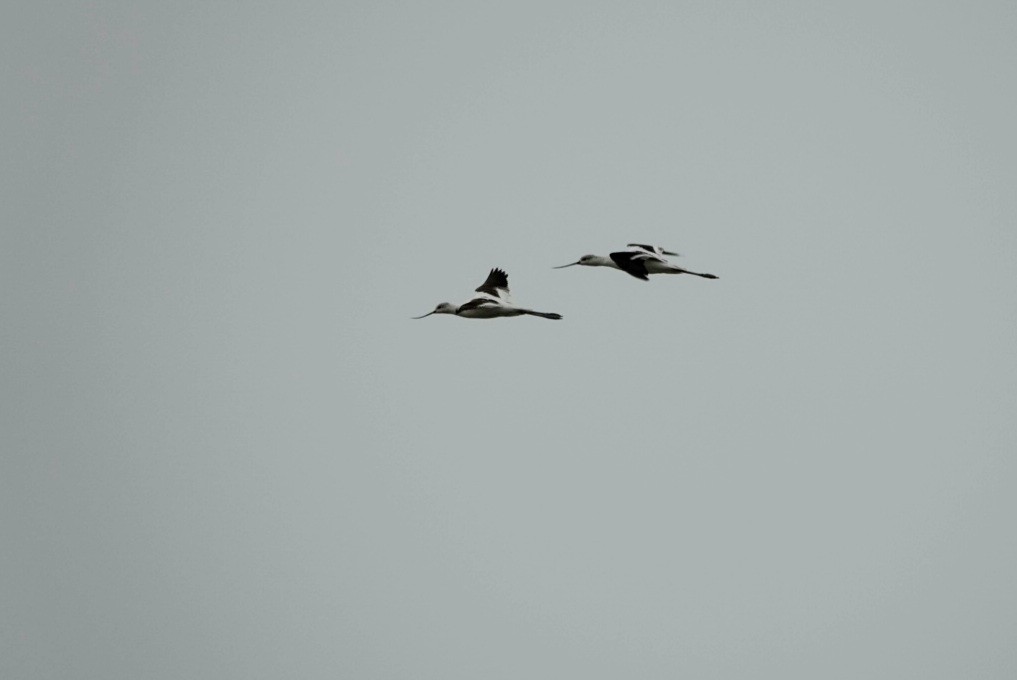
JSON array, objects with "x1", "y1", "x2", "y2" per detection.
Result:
[{"x1": 3, "y1": 1, "x2": 1016, "y2": 678}]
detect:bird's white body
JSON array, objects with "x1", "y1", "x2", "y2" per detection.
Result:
[
  {"x1": 414, "y1": 269, "x2": 562, "y2": 320},
  {"x1": 576, "y1": 254, "x2": 685, "y2": 275},
  {"x1": 555, "y1": 244, "x2": 718, "y2": 282},
  {"x1": 456, "y1": 295, "x2": 531, "y2": 319}
]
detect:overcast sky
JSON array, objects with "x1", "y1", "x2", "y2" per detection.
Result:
[{"x1": 3, "y1": 1, "x2": 1016, "y2": 678}]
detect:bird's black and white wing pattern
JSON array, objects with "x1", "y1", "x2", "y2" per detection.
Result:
[
  {"x1": 627, "y1": 243, "x2": 680, "y2": 257},
  {"x1": 456, "y1": 296, "x2": 501, "y2": 314},
  {"x1": 474, "y1": 267, "x2": 512, "y2": 301},
  {"x1": 609, "y1": 250, "x2": 662, "y2": 281}
]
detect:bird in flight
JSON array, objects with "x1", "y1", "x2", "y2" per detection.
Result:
[
  {"x1": 413, "y1": 268, "x2": 563, "y2": 320},
  {"x1": 554, "y1": 243, "x2": 718, "y2": 281}
]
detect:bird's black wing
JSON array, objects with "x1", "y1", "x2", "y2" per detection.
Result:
[
  {"x1": 457, "y1": 297, "x2": 500, "y2": 314},
  {"x1": 609, "y1": 251, "x2": 651, "y2": 281},
  {"x1": 475, "y1": 268, "x2": 510, "y2": 298},
  {"x1": 627, "y1": 243, "x2": 680, "y2": 256}
]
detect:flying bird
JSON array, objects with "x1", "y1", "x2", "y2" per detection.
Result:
[
  {"x1": 413, "y1": 268, "x2": 563, "y2": 320},
  {"x1": 554, "y1": 243, "x2": 718, "y2": 282}
]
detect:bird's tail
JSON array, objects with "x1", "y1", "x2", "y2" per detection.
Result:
[
  {"x1": 523, "y1": 310, "x2": 563, "y2": 320},
  {"x1": 671, "y1": 267, "x2": 718, "y2": 279}
]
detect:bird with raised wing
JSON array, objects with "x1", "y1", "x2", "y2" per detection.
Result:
[
  {"x1": 554, "y1": 244, "x2": 718, "y2": 282},
  {"x1": 413, "y1": 268, "x2": 563, "y2": 320}
]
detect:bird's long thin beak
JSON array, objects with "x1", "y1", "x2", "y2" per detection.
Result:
[
  {"x1": 412, "y1": 311, "x2": 435, "y2": 319},
  {"x1": 553, "y1": 262, "x2": 579, "y2": 269}
]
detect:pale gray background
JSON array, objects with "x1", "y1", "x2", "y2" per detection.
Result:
[{"x1": 3, "y1": 1, "x2": 1016, "y2": 678}]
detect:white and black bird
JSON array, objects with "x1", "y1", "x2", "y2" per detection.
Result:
[
  {"x1": 413, "y1": 268, "x2": 563, "y2": 320},
  {"x1": 554, "y1": 243, "x2": 718, "y2": 282}
]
